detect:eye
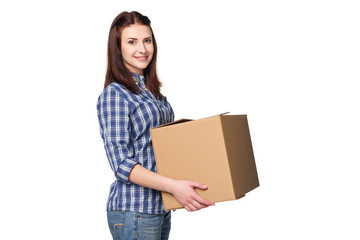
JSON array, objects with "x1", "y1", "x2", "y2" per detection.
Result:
[
  {"x1": 128, "y1": 40, "x2": 136, "y2": 44},
  {"x1": 145, "y1": 39, "x2": 152, "y2": 43}
]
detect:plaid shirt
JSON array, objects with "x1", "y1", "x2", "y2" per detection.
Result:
[{"x1": 97, "y1": 73, "x2": 174, "y2": 214}]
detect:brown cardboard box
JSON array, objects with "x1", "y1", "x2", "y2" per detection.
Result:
[{"x1": 150, "y1": 113, "x2": 259, "y2": 210}]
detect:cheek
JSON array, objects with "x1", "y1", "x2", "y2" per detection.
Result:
[
  {"x1": 121, "y1": 43, "x2": 134, "y2": 55},
  {"x1": 148, "y1": 44, "x2": 154, "y2": 54},
  {"x1": 121, "y1": 48, "x2": 133, "y2": 59},
  {"x1": 120, "y1": 46, "x2": 126, "y2": 56}
]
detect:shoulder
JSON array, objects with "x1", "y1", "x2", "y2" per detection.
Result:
[
  {"x1": 98, "y1": 82, "x2": 132, "y2": 100},
  {"x1": 104, "y1": 82, "x2": 127, "y2": 95},
  {"x1": 97, "y1": 82, "x2": 138, "y2": 109}
]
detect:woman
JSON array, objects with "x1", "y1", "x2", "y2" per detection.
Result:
[{"x1": 97, "y1": 11, "x2": 214, "y2": 240}]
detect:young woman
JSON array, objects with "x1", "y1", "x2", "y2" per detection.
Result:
[{"x1": 97, "y1": 11, "x2": 214, "y2": 240}]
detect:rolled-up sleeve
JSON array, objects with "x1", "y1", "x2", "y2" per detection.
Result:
[{"x1": 97, "y1": 86, "x2": 138, "y2": 184}]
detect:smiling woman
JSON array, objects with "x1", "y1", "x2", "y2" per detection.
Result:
[
  {"x1": 104, "y1": 11, "x2": 161, "y2": 99},
  {"x1": 97, "y1": 11, "x2": 214, "y2": 240}
]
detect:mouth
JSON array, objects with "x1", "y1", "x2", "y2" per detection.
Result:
[{"x1": 134, "y1": 56, "x2": 148, "y2": 62}]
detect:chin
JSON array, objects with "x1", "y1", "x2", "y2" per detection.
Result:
[{"x1": 137, "y1": 64, "x2": 150, "y2": 70}]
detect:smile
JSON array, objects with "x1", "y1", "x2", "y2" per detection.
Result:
[{"x1": 134, "y1": 56, "x2": 148, "y2": 62}]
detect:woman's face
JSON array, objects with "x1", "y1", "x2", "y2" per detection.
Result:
[{"x1": 121, "y1": 24, "x2": 154, "y2": 75}]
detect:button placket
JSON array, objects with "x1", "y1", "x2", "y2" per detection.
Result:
[
  {"x1": 143, "y1": 88, "x2": 165, "y2": 126},
  {"x1": 136, "y1": 75, "x2": 169, "y2": 126}
]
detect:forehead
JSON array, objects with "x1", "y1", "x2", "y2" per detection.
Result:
[{"x1": 121, "y1": 24, "x2": 152, "y2": 38}]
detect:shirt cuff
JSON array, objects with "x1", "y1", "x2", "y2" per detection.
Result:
[{"x1": 116, "y1": 158, "x2": 138, "y2": 184}]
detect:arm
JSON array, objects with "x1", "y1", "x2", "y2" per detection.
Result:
[
  {"x1": 97, "y1": 87, "x2": 137, "y2": 184},
  {"x1": 129, "y1": 164, "x2": 215, "y2": 212}
]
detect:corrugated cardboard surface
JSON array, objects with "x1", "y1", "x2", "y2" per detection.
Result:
[
  {"x1": 150, "y1": 113, "x2": 259, "y2": 210},
  {"x1": 220, "y1": 115, "x2": 260, "y2": 198}
]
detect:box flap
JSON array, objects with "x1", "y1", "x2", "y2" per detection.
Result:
[
  {"x1": 153, "y1": 113, "x2": 230, "y2": 130},
  {"x1": 197, "y1": 112, "x2": 230, "y2": 120},
  {"x1": 151, "y1": 118, "x2": 192, "y2": 129}
]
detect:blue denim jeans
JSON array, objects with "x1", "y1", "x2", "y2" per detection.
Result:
[{"x1": 107, "y1": 210, "x2": 171, "y2": 240}]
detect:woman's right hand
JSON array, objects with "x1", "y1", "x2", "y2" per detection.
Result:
[
  {"x1": 169, "y1": 180, "x2": 215, "y2": 212},
  {"x1": 128, "y1": 165, "x2": 214, "y2": 212}
]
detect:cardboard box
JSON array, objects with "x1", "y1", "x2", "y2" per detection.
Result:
[{"x1": 150, "y1": 113, "x2": 259, "y2": 210}]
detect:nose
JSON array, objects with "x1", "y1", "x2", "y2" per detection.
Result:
[{"x1": 138, "y1": 42, "x2": 147, "y2": 53}]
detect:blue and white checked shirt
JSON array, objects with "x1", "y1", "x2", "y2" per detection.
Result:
[{"x1": 97, "y1": 73, "x2": 174, "y2": 214}]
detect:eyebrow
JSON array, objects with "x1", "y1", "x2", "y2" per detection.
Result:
[{"x1": 127, "y1": 36, "x2": 152, "y2": 40}]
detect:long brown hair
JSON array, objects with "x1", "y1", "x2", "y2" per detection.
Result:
[{"x1": 104, "y1": 11, "x2": 162, "y2": 99}]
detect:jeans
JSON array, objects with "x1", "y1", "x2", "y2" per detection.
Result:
[{"x1": 107, "y1": 210, "x2": 171, "y2": 240}]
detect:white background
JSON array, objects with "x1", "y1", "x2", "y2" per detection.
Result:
[{"x1": 1, "y1": 0, "x2": 359, "y2": 239}]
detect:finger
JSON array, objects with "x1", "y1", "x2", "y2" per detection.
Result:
[
  {"x1": 191, "y1": 200, "x2": 205, "y2": 210},
  {"x1": 194, "y1": 194, "x2": 215, "y2": 206},
  {"x1": 184, "y1": 205, "x2": 191, "y2": 212},
  {"x1": 191, "y1": 182, "x2": 208, "y2": 190},
  {"x1": 187, "y1": 203, "x2": 197, "y2": 212}
]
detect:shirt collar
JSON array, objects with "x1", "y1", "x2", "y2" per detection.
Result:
[{"x1": 131, "y1": 73, "x2": 145, "y2": 85}]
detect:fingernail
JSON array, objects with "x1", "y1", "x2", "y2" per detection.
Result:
[{"x1": 203, "y1": 185, "x2": 207, "y2": 188}]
